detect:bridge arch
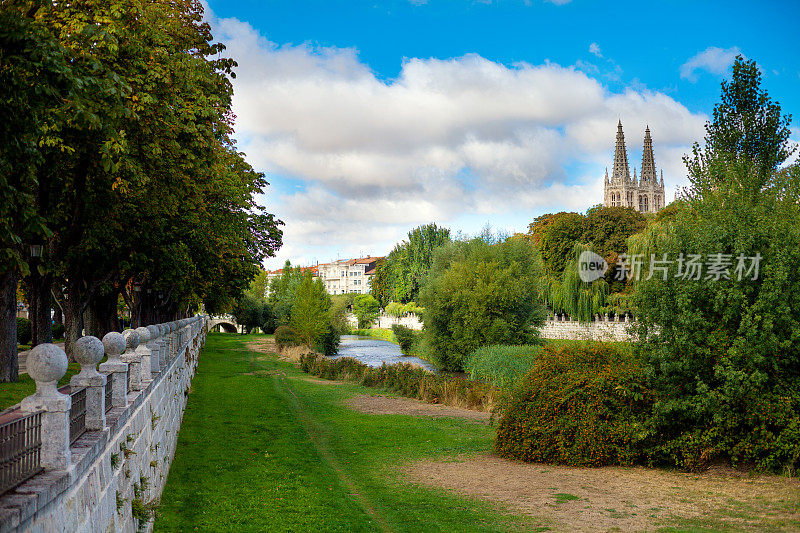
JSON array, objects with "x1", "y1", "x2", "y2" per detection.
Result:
[{"x1": 207, "y1": 316, "x2": 241, "y2": 333}]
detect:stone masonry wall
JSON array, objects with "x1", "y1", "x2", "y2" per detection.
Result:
[
  {"x1": 0, "y1": 321, "x2": 206, "y2": 533},
  {"x1": 540, "y1": 316, "x2": 635, "y2": 342}
]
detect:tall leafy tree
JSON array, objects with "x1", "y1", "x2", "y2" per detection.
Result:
[
  {"x1": 290, "y1": 272, "x2": 331, "y2": 347},
  {"x1": 0, "y1": 2, "x2": 81, "y2": 380},
  {"x1": 370, "y1": 223, "x2": 451, "y2": 304},
  {"x1": 634, "y1": 58, "x2": 800, "y2": 471}
]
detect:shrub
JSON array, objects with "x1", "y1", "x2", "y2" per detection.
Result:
[
  {"x1": 274, "y1": 326, "x2": 297, "y2": 351},
  {"x1": 16, "y1": 318, "x2": 31, "y2": 345},
  {"x1": 494, "y1": 342, "x2": 650, "y2": 467},
  {"x1": 464, "y1": 344, "x2": 542, "y2": 390},
  {"x1": 391, "y1": 324, "x2": 415, "y2": 355},
  {"x1": 385, "y1": 302, "x2": 405, "y2": 318},
  {"x1": 353, "y1": 294, "x2": 379, "y2": 329},
  {"x1": 52, "y1": 323, "x2": 65, "y2": 340},
  {"x1": 313, "y1": 323, "x2": 340, "y2": 356},
  {"x1": 421, "y1": 237, "x2": 546, "y2": 371},
  {"x1": 299, "y1": 353, "x2": 498, "y2": 411}
]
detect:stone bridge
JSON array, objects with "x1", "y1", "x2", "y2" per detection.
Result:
[{"x1": 207, "y1": 315, "x2": 242, "y2": 333}]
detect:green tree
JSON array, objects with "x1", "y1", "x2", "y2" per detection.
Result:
[
  {"x1": 421, "y1": 237, "x2": 546, "y2": 371},
  {"x1": 633, "y1": 58, "x2": 800, "y2": 471},
  {"x1": 371, "y1": 223, "x2": 451, "y2": 304},
  {"x1": 290, "y1": 272, "x2": 331, "y2": 347},
  {"x1": 353, "y1": 294, "x2": 380, "y2": 329},
  {"x1": 267, "y1": 261, "x2": 303, "y2": 326},
  {"x1": 537, "y1": 212, "x2": 586, "y2": 274}
]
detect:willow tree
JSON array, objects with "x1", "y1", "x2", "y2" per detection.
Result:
[{"x1": 544, "y1": 243, "x2": 609, "y2": 324}]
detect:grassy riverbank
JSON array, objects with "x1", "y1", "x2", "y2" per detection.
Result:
[
  {"x1": 157, "y1": 333, "x2": 800, "y2": 532},
  {"x1": 155, "y1": 333, "x2": 539, "y2": 531}
]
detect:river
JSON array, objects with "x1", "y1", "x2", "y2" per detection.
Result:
[{"x1": 331, "y1": 335, "x2": 438, "y2": 372}]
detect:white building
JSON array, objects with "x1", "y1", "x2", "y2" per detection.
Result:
[{"x1": 317, "y1": 256, "x2": 382, "y2": 295}]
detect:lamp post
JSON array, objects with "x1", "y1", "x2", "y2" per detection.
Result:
[{"x1": 28, "y1": 242, "x2": 52, "y2": 346}]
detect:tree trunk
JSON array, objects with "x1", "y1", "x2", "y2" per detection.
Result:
[
  {"x1": 0, "y1": 272, "x2": 19, "y2": 382},
  {"x1": 62, "y1": 284, "x2": 85, "y2": 360},
  {"x1": 28, "y1": 271, "x2": 52, "y2": 347},
  {"x1": 53, "y1": 300, "x2": 62, "y2": 325},
  {"x1": 87, "y1": 289, "x2": 119, "y2": 337}
]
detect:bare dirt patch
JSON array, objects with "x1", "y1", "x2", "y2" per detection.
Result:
[
  {"x1": 402, "y1": 454, "x2": 800, "y2": 531},
  {"x1": 246, "y1": 338, "x2": 277, "y2": 354},
  {"x1": 345, "y1": 394, "x2": 491, "y2": 423},
  {"x1": 287, "y1": 376, "x2": 345, "y2": 386}
]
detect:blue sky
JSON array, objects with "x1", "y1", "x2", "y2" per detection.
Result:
[{"x1": 203, "y1": 0, "x2": 800, "y2": 269}]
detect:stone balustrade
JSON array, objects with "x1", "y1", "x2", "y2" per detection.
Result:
[
  {"x1": 541, "y1": 313, "x2": 636, "y2": 341},
  {"x1": 0, "y1": 316, "x2": 208, "y2": 532}
]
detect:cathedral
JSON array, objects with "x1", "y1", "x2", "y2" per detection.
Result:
[{"x1": 603, "y1": 121, "x2": 665, "y2": 213}]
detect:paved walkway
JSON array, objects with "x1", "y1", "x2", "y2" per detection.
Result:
[{"x1": 17, "y1": 342, "x2": 65, "y2": 375}]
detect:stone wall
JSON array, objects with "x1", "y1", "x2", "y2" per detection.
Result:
[
  {"x1": 0, "y1": 317, "x2": 206, "y2": 533},
  {"x1": 540, "y1": 315, "x2": 635, "y2": 342},
  {"x1": 348, "y1": 312, "x2": 423, "y2": 331}
]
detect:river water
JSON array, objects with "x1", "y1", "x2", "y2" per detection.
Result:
[{"x1": 331, "y1": 335, "x2": 438, "y2": 372}]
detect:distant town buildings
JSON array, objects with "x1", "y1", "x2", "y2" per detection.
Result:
[
  {"x1": 265, "y1": 256, "x2": 383, "y2": 296},
  {"x1": 317, "y1": 256, "x2": 382, "y2": 295},
  {"x1": 603, "y1": 121, "x2": 665, "y2": 213}
]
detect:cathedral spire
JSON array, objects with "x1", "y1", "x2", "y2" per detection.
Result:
[
  {"x1": 641, "y1": 125, "x2": 657, "y2": 185},
  {"x1": 611, "y1": 120, "x2": 630, "y2": 182}
]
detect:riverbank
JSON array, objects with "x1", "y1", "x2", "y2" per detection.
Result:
[
  {"x1": 155, "y1": 333, "x2": 535, "y2": 531},
  {"x1": 157, "y1": 333, "x2": 800, "y2": 531}
]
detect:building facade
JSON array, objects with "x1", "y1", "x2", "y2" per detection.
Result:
[
  {"x1": 317, "y1": 256, "x2": 382, "y2": 295},
  {"x1": 603, "y1": 121, "x2": 665, "y2": 213}
]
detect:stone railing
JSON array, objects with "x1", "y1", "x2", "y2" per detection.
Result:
[
  {"x1": 0, "y1": 316, "x2": 207, "y2": 532},
  {"x1": 541, "y1": 313, "x2": 636, "y2": 341}
]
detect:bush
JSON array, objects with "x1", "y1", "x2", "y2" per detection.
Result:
[
  {"x1": 313, "y1": 323, "x2": 340, "y2": 356},
  {"x1": 16, "y1": 318, "x2": 31, "y2": 345},
  {"x1": 464, "y1": 344, "x2": 542, "y2": 390},
  {"x1": 52, "y1": 323, "x2": 65, "y2": 340},
  {"x1": 421, "y1": 237, "x2": 546, "y2": 371},
  {"x1": 391, "y1": 324, "x2": 415, "y2": 355},
  {"x1": 385, "y1": 302, "x2": 405, "y2": 318},
  {"x1": 494, "y1": 342, "x2": 650, "y2": 467},
  {"x1": 274, "y1": 325, "x2": 297, "y2": 351},
  {"x1": 353, "y1": 294, "x2": 379, "y2": 329},
  {"x1": 299, "y1": 353, "x2": 498, "y2": 411}
]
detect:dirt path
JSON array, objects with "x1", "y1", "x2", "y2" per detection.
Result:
[
  {"x1": 403, "y1": 454, "x2": 800, "y2": 531},
  {"x1": 345, "y1": 394, "x2": 491, "y2": 423}
]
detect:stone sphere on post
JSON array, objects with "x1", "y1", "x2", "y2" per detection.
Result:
[
  {"x1": 147, "y1": 325, "x2": 159, "y2": 341},
  {"x1": 122, "y1": 329, "x2": 140, "y2": 351},
  {"x1": 134, "y1": 327, "x2": 150, "y2": 345},
  {"x1": 73, "y1": 336, "x2": 104, "y2": 380},
  {"x1": 102, "y1": 332, "x2": 126, "y2": 363},
  {"x1": 27, "y1": 344, "x2": 68, "y2": 386}
]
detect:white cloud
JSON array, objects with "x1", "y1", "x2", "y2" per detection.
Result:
[
  {"x1": 589, "y1": 42, "x2": 602, "y2": 58},
  {"x1": 680, "y1": 46, "x2": 741, "y2": 82},
  {"x1": 205, "y1": 8, "x2": 706, "y2": 268}
]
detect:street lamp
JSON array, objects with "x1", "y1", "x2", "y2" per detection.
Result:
[{"x1": 30, "y1": 244, "x2": 43, "y2": 258}]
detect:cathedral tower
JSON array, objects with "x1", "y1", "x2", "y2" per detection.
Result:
[{"x1": 603, "y1": 121, "x2": 665, "y2": 213}]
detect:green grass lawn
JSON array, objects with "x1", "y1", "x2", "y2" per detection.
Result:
[{"x1": 156, "y1": 333, "x2": 544, "y2": 532}]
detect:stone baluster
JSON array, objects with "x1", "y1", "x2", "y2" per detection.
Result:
[
  {"x1": 20, "y1": 344, "x2": 71, "y2": 470},
  {"x1": 121, "y1": 329, "x2": 142, "y2": 392},
  {"x1": 168, "y1": 323, "x2": 176, "y2": 361},
  {"x1": 160, "y1": 324, "x2": 169, "y2": 363},
  {"x1": 71, "y1": 336, "x2": 106, "y2": 431},
  {"x1": 147, "y1": 325, "x2": 161, "y2": 373},
  {"x1": 134, "y1": 327, "x2": 152, "y2": 384},
  {"x1": 99, "y1": 332, "x2": 128, "y2": 408}
]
